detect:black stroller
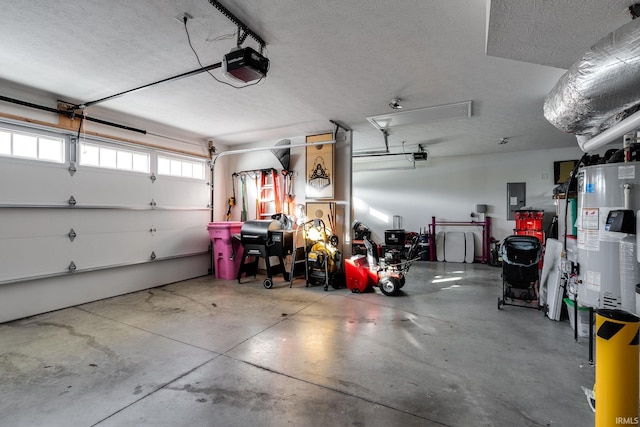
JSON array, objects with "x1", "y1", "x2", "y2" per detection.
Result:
[{"x1": 497, "y1": 235, "x2": 543, "y2": 310}]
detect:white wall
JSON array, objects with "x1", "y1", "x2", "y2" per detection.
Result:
[
  {"x1": 352, "y1": 146, "x2": 588, "y2": 256},
  {"x1": 215, "y1": 131, "x2": 352, "y2": 259},
  {"x1": 216, "y1": 137, "x2": 306, "y2": 222}
]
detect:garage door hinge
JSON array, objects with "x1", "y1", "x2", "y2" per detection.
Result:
[
  {"x1": 69, "y1": 163, "x2": 77, "y2": 176},
  {"x1": 150, "y1": 251, "x2": 157, "y2": 260},
  {"x1": 150, "y1": 173, "x2": 156, "y2": 183},
  {"x1": 68, "y1": 196, "x2": 77, "y2": 206},
  {"x1": 68, "y1": 228, "x2": 77, "y2": 242},
  {"x1": 68, "y1": 261, "x2": 77, "y2": 272}
]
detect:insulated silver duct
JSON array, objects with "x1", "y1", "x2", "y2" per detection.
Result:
[{"x1": 543, "y1": 18, "x2": 640, "y2": 150}]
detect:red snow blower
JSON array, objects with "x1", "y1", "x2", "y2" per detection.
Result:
[{"x1": 345, "y1": 234, "x2": 420, "y2": 296}]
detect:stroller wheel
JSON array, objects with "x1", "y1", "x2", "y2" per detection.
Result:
[{"x1": 263, "y1": 278, "x2": 273, "y2": 289}]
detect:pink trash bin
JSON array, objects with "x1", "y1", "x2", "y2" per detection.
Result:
[{"x1": 207, "y1": 221, "x2": 244, "y2": 280}]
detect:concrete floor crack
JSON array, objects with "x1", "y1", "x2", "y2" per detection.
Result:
[{"x1": 226, "y1": 355, "x2": 453, "y2": 427}]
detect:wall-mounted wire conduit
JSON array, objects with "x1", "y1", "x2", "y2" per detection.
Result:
[{"x1": 0, "y1": 251, "x2": 210, "y2": 287}]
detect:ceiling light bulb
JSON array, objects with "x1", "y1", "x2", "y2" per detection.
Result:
[{"x1": 389, "y1": 98, "x2": 403, "y2": 109}]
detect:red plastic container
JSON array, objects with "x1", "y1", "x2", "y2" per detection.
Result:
[
  {"x1": 514, "y1": 210, "x2": 544, "y2": 231},
  {"x1": 207, "y1": 221, "x2": 244, "y2": 280},
  {"x1": 345, "y1": 255, "x2": 374, "y2": 293}
]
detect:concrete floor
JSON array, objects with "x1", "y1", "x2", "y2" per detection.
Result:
[{"x1": 0, "y1": 261, "x2": 594, "y2": 427}]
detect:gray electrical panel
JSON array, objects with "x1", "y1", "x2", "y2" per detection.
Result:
[{"x1": 507, "y1": 182, "x2": 526, "y2": 220}]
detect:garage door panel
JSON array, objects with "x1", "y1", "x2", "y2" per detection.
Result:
[
  {"x1": 0, "y1": 127, "x2": 210, "y2": 289},
  {"x1": 0, "y1": 160, "x2": 72, "y2": 205},
  {"x1": 0, "y1": 209, "x2": 71, "y2": 238},
  {"x1": 71, "y1": 167, "x2": 153, "y2": 207},
  {"x1": 152, "y1": 210, "x2": 210, "y2": 230},
  {"x1": 0, "y1": 236, "x2": 71, "y2": 281},
  {"x1": 70, "y1": 210, "x2": 153, "y2": 234},
  {"x1": 152, "y1": 228, "x2": 210, "y2": 257},
  {"x1": 152, "y1": 177, "x2": 209, "y2": 207},
  {"x1": 70, "y1": 231, "x2": 152, "y2": 268}
]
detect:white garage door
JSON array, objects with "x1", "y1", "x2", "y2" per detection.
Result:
[{"x1": 0, "y1": 122, "x2": 211, "y2": 322}]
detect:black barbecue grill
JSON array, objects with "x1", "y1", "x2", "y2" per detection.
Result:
[{"x1": 237, "y1": 220, "x2": 293, "y2": 288}]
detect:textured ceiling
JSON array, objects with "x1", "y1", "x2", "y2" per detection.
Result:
[
  {"x1": 486, "y1": 0, "x2": 634, "y2": 69},
  {"x1": 0, "y1": 0, "x2": 636, "y2": 157}
]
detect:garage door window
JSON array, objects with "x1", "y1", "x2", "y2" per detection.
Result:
[
  {"x1": 0, "y1": 128, "x2": 64, "y2": 163},
  {"x1": 80, "y1": 142, "x2": 150, "y2": 173},
  {"x1": 157, "y1": 155, "x2": 205, "y2": 180}
]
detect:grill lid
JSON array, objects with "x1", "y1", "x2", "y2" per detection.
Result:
[{"x1": 240, "y1": 220, "x2": 281, "y2": 242}]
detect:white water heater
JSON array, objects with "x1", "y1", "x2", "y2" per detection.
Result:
[{"x1": 576, "y1": 162, "x2": 639, "y2": 309}]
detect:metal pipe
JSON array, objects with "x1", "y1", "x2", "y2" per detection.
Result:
[
  {"x1": 0, "y1": 94, "x2": 148, "y2": 134},
  {"x1": 578, "y1": 109, "x2": 640, "y2": 152},
  {"x1": 352, "y1": 152, "x2": 414, "y2": 158},
  {"x1": 624, "y1": 183, "x2": 632, "y2": 210},
  {"x1": 0, "y1": 95, "x2": 60, "y2": 114},
  {"x1": 212, "y1": 140, "x2": 336, "y2": 166},
  {"x1": 210, "y1": 140, "x2": 336, "y2": 222},
  {"x1": 352, "y1": 149, "x2": 391, "y2": 156},
  {"x1": 0, "y1": 251, "x2": 210, "y2": 286},
  {"x1": 353, "y1": 164, "x2": 415, "y2": 172},
  {"x1": 78, "y1": 62, "x2": 222, "y2": 108}
]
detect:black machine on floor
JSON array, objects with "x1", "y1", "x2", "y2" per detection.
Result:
[
  {"x1": 237, "y1": 219, "x2": 292, "y2": 289},
  {"x1": 497, "y1": 235, "x2": 543, "y2": 310},
  {"x1": 302, "y1": 218, "x2": 342, "y2": 291}
]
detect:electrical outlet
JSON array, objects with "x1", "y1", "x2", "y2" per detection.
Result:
[{"x1": 174, "y1": 12, "x2": 193, "y2": 23}]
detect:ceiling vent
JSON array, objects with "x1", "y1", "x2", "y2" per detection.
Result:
[{"x1": 367, "y1": 101, "x2": 472, "y2": 130}]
